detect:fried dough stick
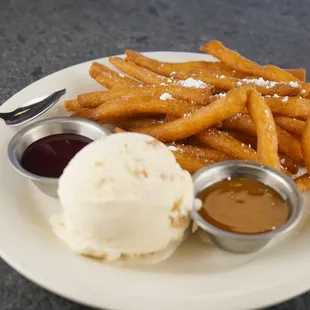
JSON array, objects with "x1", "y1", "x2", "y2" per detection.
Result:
[
  {"x1": 109, "y1": 56, "x2": 172, "y2": 85},
  {"x1": 196, "y1": 128, "x2": 258, "y2": 161},
  {"x1": 201, "y1": 41, "x2": 300, "y2": 84},
  {"x1": 172, "y1": 151, "x2": 212, "y2": 174},
  {"x1": 224, "y1": 129, "x2": 257, "y2": 149},
  {"x1": 222, "y1": 114, "x2": 304, "y2": 165},
  {"x1": 125, "y1": 50, "x2": 306, "y2": 81},
  {"x1": 301, "y1": 118, "x2": 310, "y2": 174},
  {"x1": 274, "y1": 116, "x2": 305, "y2": 136},
  {"x1": 116, "y1": 117, "x2": 165, "y2": 130},
  {"x1": 75, "y1": 84, "x2": 211, "y2": 109},
  {"x1": 220, "y1": 130, "x2": 298, "y2": 174},
  {"x1": 294, "y1": 175, "x2": 310, "y2": 192},
  {"x1": 247, "y1": 90, "x2": 280, "y2": 170},
  {"x1": 125, "y1": 50, "x2": 232, "y2": 76},
  {"x1": 201, "y1": 40, "x2": 310, "y2": 96},
  {"x1": 89, "y1": 62, "x2": 142, "y2": 89},
  {"x1": 135, "y1": 86, "x2": 281, "y2": 170},
  {"x1": 73, "y1": 96, "x2": 199, "y2": 123},
  {"x1": 134, "y1": 87, "x2": 248, "y2": 141},
  {"x1": 65, "y1": 100, "x2": 80, "y2": 112},
  {"x1": 166, "y1": 143, "x2": 230, "y2": 162},
  {"x1": 264, "y1": 97, "x2": 310, "y2": 120},
  {"x1": 287, "y1": 69, "x2": 306, "y2": 82},
  {"x1": 278, "y1": 155, "x2": 299, "y2": 174},
  {"x1": 173, "y1": 70, "x2": 300, "y2": 97},
  {"x1": 196, "y1": 129, "x2": 293, "y2": 175}
]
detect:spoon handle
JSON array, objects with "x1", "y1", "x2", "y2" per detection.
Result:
[{"x1": 0, "y1": 112, "x2": 11, "y2": 121}]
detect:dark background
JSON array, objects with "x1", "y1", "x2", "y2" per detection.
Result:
[{"x1": 1, "y1": 0, "x2": 310, "y2": 309}]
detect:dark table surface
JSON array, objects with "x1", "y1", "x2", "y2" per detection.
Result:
[{"x1": 1, "y1": 0, "x2": 310, "y2": 309}]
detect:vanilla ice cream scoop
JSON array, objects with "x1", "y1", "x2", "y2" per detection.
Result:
[{"x1": 51, "y1": 132, "x2": 194, "y2": 263}]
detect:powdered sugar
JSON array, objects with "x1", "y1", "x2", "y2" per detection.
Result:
[
  {"x1": 168, "y1": 145, "x2": 178, "y2": 152},
  {"x1": 273, "y1": 94, "x2": 280, "y2": 98},
  {"x1": 237, "y1": 77, "x2": 279, "y2": 89},
  {"x1": 214, "y1": 92, "x2": 227, "y2": 98},
  {"x1": 293, "y1": 167, "x2": 307, "y2": 179},
  {"x1": 230, "y1": 112, "x2": 242, "y2": 120},
  {"x1": 288, "y1": 81, "x2": 299, "y2": 88},
  {"x1": 282, "y1": 96, "x2": 288, "y2": 103},
  {"x1": 159, "y1": 93, "x2": 174, "y2": 101},
  {"x1": 301, "y1": 89, "x2": 306, "y2": 94},
  {"x1": 178, "y1": 78, "x2": 207, "y2": 88},
  {"x1": 183, "y1": 112, "x2": 192, "y2": 117}
]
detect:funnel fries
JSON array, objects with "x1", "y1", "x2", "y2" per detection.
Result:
[
  {"x1": 294, "y1": 175, "x2": 310, "y2": 192},
  {"x1": 125, "y1": 50, "x2": 223, "y2": 76},
  {"x1": 109, "y1": 56, "x2": 172, "y2": 85},
  {"x1": 90, "y1": 62, "x2": 142, "y2": 88},
  {"x1": 74, "y1": 84, "x2": 211, "y2": 110},
  {"x1": 174, "y1": 70, "x2": 300, "y2": 96},
  {"x1": 287, "y1": 69, "x2": 306, "y2": 82},
  {"x1": 125, "y1": 50, "x2": 306, "y2": 81},
  {"x1": 222, "y1": 114, "x2": 303, "y2": 165},
  {"x1": 301, "y1": 118, "x2": 310, "y2": 174},
  {"x1": 247, "y1": 89, "x2": 280, "y2": 170},
  {"x1": 134, "y1": 87, "x2": 248, "y2": 142},
  {"x1": 166, "y1": 143, "x2": 229, "y2": 162},
  {"x1": 264, "y1": 96, "x2": 310, "y2": 120},
  {"x1": 201, "y1": 40, "x2": 310, "y2": 97},
  {"x1": 73, "y1": 96, "x2": 198, "y2": 123},
  {"x1": 274, "y1": 116, "x2": 305, "y2": 136},
  {"x1": 65, "y1": 100, "x2": 80, "y2": 112},
  {"x1": 116, "y1": 118, "x2": 165, "y2": 130},
  {"x1": 197, "y1": 129, "x2": 257, "y2": 161},
  {"x1": 172, "y1": 151, "x2": 213, "y2": 174},
  {"x1": 201, "y1": 41, "x2": 301, "y2": 84},
  {"x1": 65, "y1": 40, "x2": 310, "y2": 190}
]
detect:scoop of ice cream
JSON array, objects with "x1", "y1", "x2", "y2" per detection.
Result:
[{"x1": 51, "y1": 132, "x2": 194, "y2": 263}]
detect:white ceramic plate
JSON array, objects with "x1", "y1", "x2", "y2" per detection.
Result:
[{"x1": 1, "y1": 52, "x2": 310, "y2": 310}]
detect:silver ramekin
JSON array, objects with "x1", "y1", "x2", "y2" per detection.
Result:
[
  {"x1": 191, "y1": 160, "x2": 304, "y2": 254},
  {"x1": 8, "y1": 117, "x2": 111, "y2": 198}
]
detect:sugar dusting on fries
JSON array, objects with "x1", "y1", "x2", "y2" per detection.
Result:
[
  {"x1": 159, "y1": 93, "x2": 174, "y2": 100},
  {"x1": 214, "y1": 93, "x2": 226, "y2": 98},
  {"x1": 236, "y1": 77, "x2": 289, "y2": 89},
  {"x1": 178, "y1": 77, "x2": 207, "y2": 88},
  {"x1": 66, "y1": 40, "x2": 310, "y2": 191}
]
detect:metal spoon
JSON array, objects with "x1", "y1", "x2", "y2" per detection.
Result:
[{"x1": 0, "y1": 89, "x2": 66, "y2": 126}]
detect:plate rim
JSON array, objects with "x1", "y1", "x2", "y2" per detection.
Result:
[{"x1": 1, "y1": 51, "x2": 310, "y2": 310}]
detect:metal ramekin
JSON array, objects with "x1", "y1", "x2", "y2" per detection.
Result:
[
  {"x1": 191, "y1": 160, "x2": 304, "y2": 254},
  {"x1": 8, "y1": 117, "x2": 111, "y2": 198}
]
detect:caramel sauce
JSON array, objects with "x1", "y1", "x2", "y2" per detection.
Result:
[
  {"x1": 199, "y1": 178, "x2": 289, "y2": 234},
  {"x1": 21, "y1": 133, "x2": 92, "y2": 178}
]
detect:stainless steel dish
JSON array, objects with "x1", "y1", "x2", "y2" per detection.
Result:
[
  {"x1": 191, "y1": 160, "x2": 304, "y2": 254},
  {"x1": 8, "y1": 117, "x2": 111, "y2": 197}
]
